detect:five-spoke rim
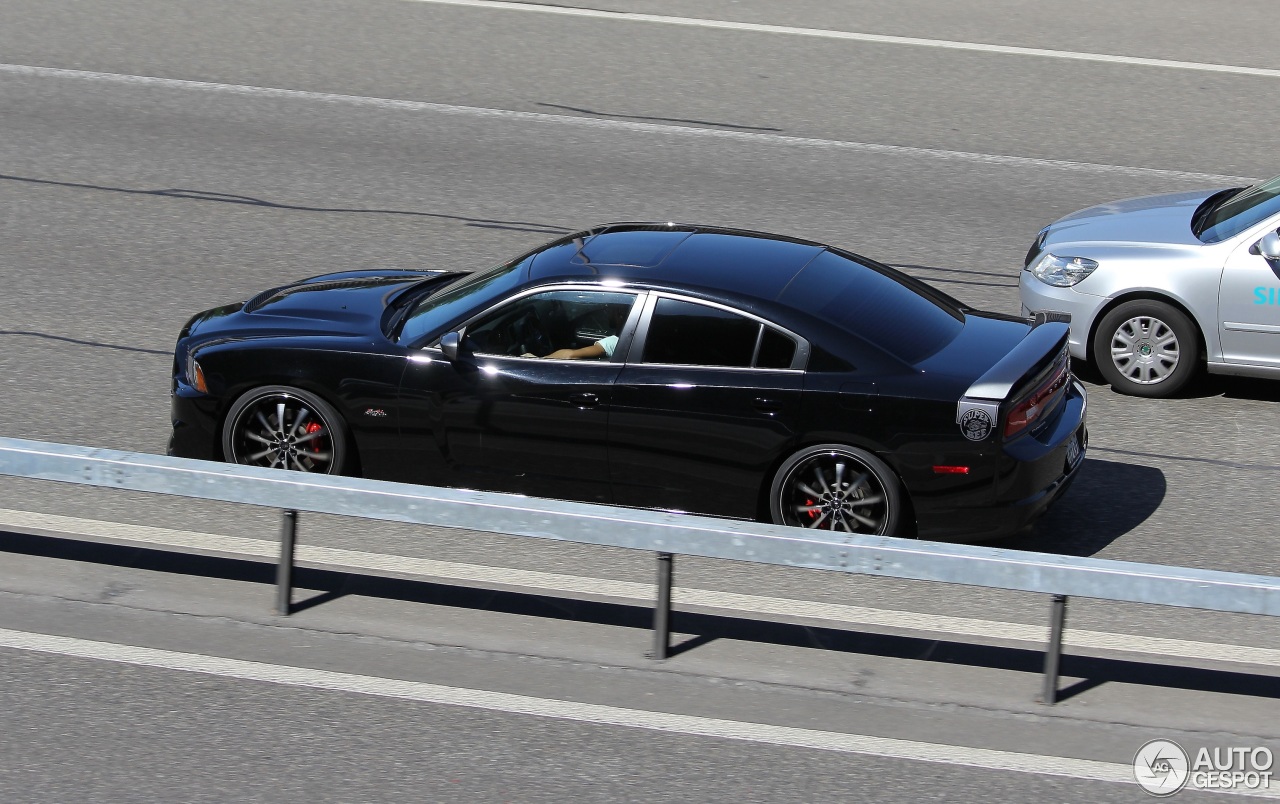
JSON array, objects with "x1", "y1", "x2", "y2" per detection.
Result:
[
  {"x1": 1109, "y1": 315, "x2": 1179, "y2": 385},
  {"x1": 779, "y1": 451, "x2": 890, "y2": 534},
  {"x1": 228, "y1": 393, "x2": 336, "y2": 473}
]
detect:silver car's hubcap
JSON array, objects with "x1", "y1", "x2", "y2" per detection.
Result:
[
  {"x1": 231, "y1": 395, "x2": 335, "y2": 472},
  {"x1": 780, "y1": 453, "x2": 888, "y2": 534},
  {"x1": 1110, "y1": 316, "x2": 1179, "y2": 385}
]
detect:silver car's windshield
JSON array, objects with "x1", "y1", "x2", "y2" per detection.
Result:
[{"x1": 1194, "y1": 174, "x2": 1280, "y2": 243}]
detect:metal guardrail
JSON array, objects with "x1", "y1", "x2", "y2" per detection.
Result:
[{"x1": 0, "y1": 436, "x2": 1276, "y2": 704}]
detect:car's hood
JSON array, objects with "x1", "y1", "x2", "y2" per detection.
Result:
[
  {"x1": 184, "y1": 270, "x2": 448, "y2": 340},
  {"x1": 1043, "y1": 188, "x2": 1225, "y2": 249}
]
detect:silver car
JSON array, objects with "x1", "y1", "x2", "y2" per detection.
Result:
[{"x1": 1019, "y1": 174, "x2": 1280, "y2": 397}]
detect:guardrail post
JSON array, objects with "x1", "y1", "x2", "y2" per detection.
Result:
[
  {"x1": 1041, "y1": 594, "x2": 1068, "y2": 704},
  {"x1": 649, "y1": 552, "x2": 674, "y2": 660},
  {"x1": 276, "y1": 510, "x2": 298, "y2": 616}
]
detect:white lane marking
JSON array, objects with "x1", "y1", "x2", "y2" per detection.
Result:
[
  {"x1": 3, "y1": 508, "x2": 1277, "y2": 668},
  {"x1": 0, "y1": 63, "x2": 1251, "y2": 185},
  {"x1": 0, "y1": 627, "x2": 1137, "y2": 785},
  {"x1": 407, "y1": 0, "x2": 1280, "y2": 80}
]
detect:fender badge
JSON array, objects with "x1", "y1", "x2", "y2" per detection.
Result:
[
  {"x1": 364, "y1": 408, "x2": 388, "y2": 418},
  {"x1": 959, "y1": 407, "x2": 994, "y2": 441}
]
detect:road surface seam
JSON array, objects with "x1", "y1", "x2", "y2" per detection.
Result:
[{"x1": 0, "y1": 63, "x2": 1251, "y2": 185}]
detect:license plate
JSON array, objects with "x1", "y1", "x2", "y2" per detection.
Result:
[{"x1": 1065, "y1": 429, "x2": 1082, "y2": 468}]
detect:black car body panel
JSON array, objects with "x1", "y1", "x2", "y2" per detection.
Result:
[{"x1": 171, "y1": 224, "x2": 1086, "y2": 541}]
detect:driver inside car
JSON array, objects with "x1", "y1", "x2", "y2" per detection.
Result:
[
  {"x1": 535, "y1": 333, "x2": 617, "y2": 360},
  {"x1": 525, "y1": 303, "x2": 627, "y2": 360}
]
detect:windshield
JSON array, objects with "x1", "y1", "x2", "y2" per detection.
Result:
[
  {"x1": 396, "y1": 257, "x2": 529, "y2": 344},
  {"x1": 1194, "y1": 174, "x2": 1280, "y2": 243}
]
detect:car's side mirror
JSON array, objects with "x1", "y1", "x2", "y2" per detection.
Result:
[
  {"x1": 1256, "y1": 231, "x2": 1280, "y2": 261},
  {"x1": 439, "y1": 331, "x2": 462, "y2": 361}
]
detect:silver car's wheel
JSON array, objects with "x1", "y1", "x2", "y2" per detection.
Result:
[
  {"x1": 1110, "y1": 315, "x2": 1179, "y2": 383},
  {"x1": 222, "y1": 386, "x2": 346, "y2": 474},
  {"x1": 1092, "y1": 300, "x2": 1199, "y2": 398},
  {"x1": 769, "y1": 444, "x2": 901, "y2": 535}
]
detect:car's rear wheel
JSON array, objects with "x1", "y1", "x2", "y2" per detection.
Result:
[
  {"x1": 222, "y1": 386, "x2": 347, "y2": 474},
  {"x1": 769, "y1": 444, "x2": 901, "y2": 535},
  {"x1": 1092, "y1": 300, "x2": 1199, "y2": 398}
]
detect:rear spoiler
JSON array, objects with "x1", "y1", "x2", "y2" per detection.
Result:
[
  {"x1": 963, "y1": 322, "x2": 1069, "y2": 401},
  {"x1": 954, "y1": 322, "x2": 1069, "y2": 441}
]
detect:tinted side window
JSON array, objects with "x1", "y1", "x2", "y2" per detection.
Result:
[
  {"x1": 467, "y1": 289, "x2": 636, "y2": 358},
  {"x1": 757, "y1": 327, "x2": 797, "y2": 369},
  {"x1": 643, "y1": 298, "x2": 759, "y2": 367}
]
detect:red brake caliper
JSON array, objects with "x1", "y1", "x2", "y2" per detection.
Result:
[
  {"x1": 304, "y1": 420, "x2": 323, "y2": 453},
  {"x1": 805, "y1": 498, "x2": 817, "y2": 520}
]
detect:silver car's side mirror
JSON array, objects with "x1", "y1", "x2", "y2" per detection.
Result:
[
  {"x1": 439, "y1": 331, "x2": 462, "y2": 361},
  {"x1": 1257, "y1": 231, "x2": 1280, "y2": 261}
]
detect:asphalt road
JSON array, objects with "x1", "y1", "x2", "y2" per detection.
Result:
[{"x1": 1, "y1": 1, "x2": 1278, "y2": 800}]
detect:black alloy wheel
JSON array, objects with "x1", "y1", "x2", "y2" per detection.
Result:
[
  {"x1": 769, "y1": 444, "x2": 901, "y2": 535},
  {"x1": 222, "y1": 386, "x2": 347, "y2": 474}
]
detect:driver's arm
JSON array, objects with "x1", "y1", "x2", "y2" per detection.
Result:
[{"x1": 543, "y1": 342, "x2": 606, "y2": 360}]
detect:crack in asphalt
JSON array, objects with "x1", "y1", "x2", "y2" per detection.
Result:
[
  {"x1": 0, "y1": 173, "x2": 574, "y2": 235},
  {"x1": 535, "y1": 102, "x2": 783, "y2": 132},
  {"x1": 1090, "y1": 446, "x2": 1280, "y2": 473},
  {"x1": 0, "y1": 331, "x2": 170, "y2": 357}
]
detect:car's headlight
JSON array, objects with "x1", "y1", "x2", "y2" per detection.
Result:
[
  {"x1": 1028, "y1": 253, "x2": 1099, "y2": 287},
  {"x1": 186, "y1": 351, "x2": 208, "y2": 393}
]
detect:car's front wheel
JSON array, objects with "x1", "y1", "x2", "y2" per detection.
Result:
[
  {"x1": 221, "y1": 386, "x2": 347, "y2": 474},
  {"x1": 1092, "y1": 300, "x2": 1200, "y2": 398},
  {"x1": 769, "y1": 444, "x2": 901, "y2": 535}
]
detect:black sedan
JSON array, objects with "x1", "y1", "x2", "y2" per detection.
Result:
[{"x1": 170, "y1": 223, "x2": 1086, "y2": 541}]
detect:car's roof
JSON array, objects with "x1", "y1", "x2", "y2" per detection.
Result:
[
  {"x1": 515, "y1": 222, "x2": 978, "y2": 368},
  {"x1": 526, "y1": 223, "x2": 829, "y2": 300}
]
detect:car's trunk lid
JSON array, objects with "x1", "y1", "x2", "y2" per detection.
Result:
[{"x1": 953, "y1": 321, "x2": 1071, "y2": 444}]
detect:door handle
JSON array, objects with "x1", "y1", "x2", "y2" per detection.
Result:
[
  {"x1": 569, "y1": 392, "x2": 600, "y2": 408},
  {"x1": 752, "y1": 397, "x2": 783, "y2": 414}
]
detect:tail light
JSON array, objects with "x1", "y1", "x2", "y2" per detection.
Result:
[{"x1": 1005, "y1": 350, "x2": 1069, "y2": 439}]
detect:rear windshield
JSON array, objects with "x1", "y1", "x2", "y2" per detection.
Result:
[
  {"x1": 1195, "y1": 173, "x2": 1280, "y2": 243},
  {"x1": 778, "y1": 250, "x2": 963, "y2": 364}
]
